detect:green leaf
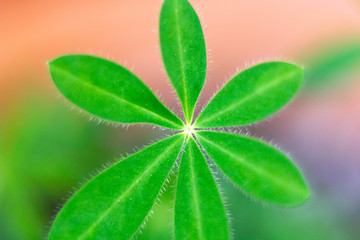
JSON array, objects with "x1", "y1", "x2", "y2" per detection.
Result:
[
  {"x1": 175, "y1": 137, "x2": 229, "y2": 240},
  {"x1": 48, "y1": 55, "x2": 184, "y2": 130},
  {"x1": 194, "y1": 62, "x2": 303, "y2": 128},
  {"x1": 49, "y1": 134, "x2": 185, "y2": 240},
  {"x1": 160, "y1": 0, "x2": 206, "y2": 124},
  {"x1": 195, "y1": 131, "x2": 309, "y2": 206}
]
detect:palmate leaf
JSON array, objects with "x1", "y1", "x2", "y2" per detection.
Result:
[
  {"x1": 49, "y1": 134, "x2": 185, "y2": 240},
  {"x1": 195, "y1": 62, "x2": 303, "y2": 128},
  {"x1": 49, "y1": 55, "x2": 183, "y2": 130},
  {"x1": 196, "y1": 131, "x2": 309, "y2": 206},
  {"x1": 175, "y1": 137, "x2": 229, "y2": 240},
  {"x1": 47, "y1": 0, "x2": 310, "y2": 239},
  {"x1": 160, "y1": 0, "x2": 206, "y2": 124}
]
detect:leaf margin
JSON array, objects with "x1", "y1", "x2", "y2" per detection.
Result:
[
  {"x1": 48, "y1": 54, "x2": 184, "y2": 130},
  {"x1": 48, "y1": 133, "x2": 186, "y2": 240},
  {"x1": 174, "y1": 136, "x2": 230, "y2": 240},
  {"x1": 195, "y1": 130, "x2": 310, "y2": 206},
  {"x1": 160, "y1": 0, "x2": 207, "y2": 124},
  {"x1": 194, "y1": 61, "x2": 303, "y2": 128}
]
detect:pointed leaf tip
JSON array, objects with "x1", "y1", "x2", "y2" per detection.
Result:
[
  {"x1": 49, "y1": 134, "x2": 185, "y2": 239},
  {"x1": 160, "y1": 0, "x2": 207, "y2": 124},
  {"x1": 196, "y1": 131, "x2": 309, "y2": 206},
  {"x1": 195, "y1": 62, "x2": 303, "y2": 128}
]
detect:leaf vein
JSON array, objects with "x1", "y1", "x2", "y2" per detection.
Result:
[
  {"x1": 198, "y1": 71, "x2": 297, "y2": 125},
  {"x1": 189, "y1": 144, "x2": 205, "y2": 240},
  {"x1": 78, "y1": 138, "x2": 182, "y2": 239},
  {"x1": 197, "y1": 135, "x2": 304, "y2": 195},
  {"x1": 173, "y1": 1, "x2": 190, "y2": 122},
  {"x1": 52, "y1": 65, "x2": 181, "y2": 128}
]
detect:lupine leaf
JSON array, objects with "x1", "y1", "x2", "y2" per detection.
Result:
[
  {"x1": 196, "y1": 131, "x2": 309, "y2": 206},
  {"x1": 49, "y1": 134, "x2": 185, "y2": 240},
  {"x1": 46, "y1": 0, "x2": 311, "y2": 239},
  {"x1": 160, "y1": 0, "x2": 206, "y2": 124},
  {"x1": 175, "y1": 137, "x2": 229, "y2": 240},
  {"x1": 48, "y1": 55, "x2": 184, "y2": 130},
  {"x1": 194, "y1": 62, "x2": 303, "y2": 128}
]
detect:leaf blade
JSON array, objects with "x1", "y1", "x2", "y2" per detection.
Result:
[
  {"x1": 49, "y1": 134, "x2": 185, "y2": 240},
  {"x1": 49, "y1": 55, "x2": 184, "y2": 130},
  {"x1": 160, "y1": 0, "x2": 207, "y2": 124},
  {"x1": 175, "y1": 137, "x2": 229, "y2": 240},
  {"x1": 195, "y1": 62, "x2": 303, "y2": 128},
  {"x1": 196, "y1": 131, "x2": 309, "y2": 206}
]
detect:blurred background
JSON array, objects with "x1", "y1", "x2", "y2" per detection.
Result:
[{"x1": 1, "y1": 0, "x2": 360, "y2": 239}]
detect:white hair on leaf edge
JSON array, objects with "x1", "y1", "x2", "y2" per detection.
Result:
[{"x1": 130, "y1": 139, "x2": 186, "y2": 240}]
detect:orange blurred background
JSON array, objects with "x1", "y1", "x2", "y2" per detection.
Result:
[{"x1": 2, "y1": 0, "x2": 360, "y2": 110}]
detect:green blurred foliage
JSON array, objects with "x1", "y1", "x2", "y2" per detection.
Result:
[
  {"x1": 137, "y1": 178, "x2": 357, "y2": 240},
  {"x1": 304, "y1": 41, "x2": 360, "y2": 90},
  {"x1": 0, "y1": 93, "x2": 154, "y2": 239},
  {"x1": 224, "y1": 181, "x2": 356, "y2": 240}
]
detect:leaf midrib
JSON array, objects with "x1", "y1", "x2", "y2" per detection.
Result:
[
  {"x1": 173, "y1": 0, "x2": 190, "y2": 123},
  {"x1": 77, "y1": 137, "x2": 182, "y2": 239},
  {"x1": 189, "y1": 142, "x2": 205, "y2": 240},
  {"x1": 197, "y1": 71, "x2": 297, "y2": 125},
  {"x1": 197, "y1": 134, "x2": 305, "y2": 197},
  {"x1": 52, "y1": 65, "x2": 182, "y2": 129}
]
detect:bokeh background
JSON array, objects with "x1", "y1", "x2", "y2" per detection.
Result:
[{"x1": 1, "y1": 0, "x2": 360, "y2": 239}]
